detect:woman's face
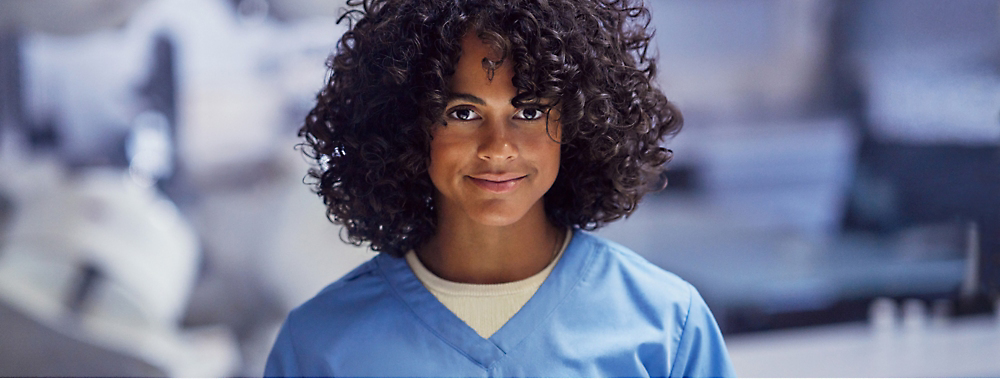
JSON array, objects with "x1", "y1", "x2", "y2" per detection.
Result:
[{"x1": 428, "y1": 32, "x2": 561, "y2": 227}]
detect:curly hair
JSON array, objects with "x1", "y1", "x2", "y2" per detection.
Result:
[{"x1": 300, "y1": 0, "x2": 682, "y2": 257}]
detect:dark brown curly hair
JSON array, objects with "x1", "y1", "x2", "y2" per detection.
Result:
[{"x1": 300, "y1": 0, "x2": 682, "y2": 257}]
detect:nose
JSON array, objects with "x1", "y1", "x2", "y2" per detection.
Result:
[{"x1": 477, "y1": 120, "x2": 518, "y2": 162}]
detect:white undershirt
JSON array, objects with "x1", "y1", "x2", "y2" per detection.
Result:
[{"x1": 404, "y1": 229, "x2": 573, "y2": 338}]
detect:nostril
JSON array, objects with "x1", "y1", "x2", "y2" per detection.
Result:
[{"x1": 478, "y1": 134, "x2": 518, "y2": 160}]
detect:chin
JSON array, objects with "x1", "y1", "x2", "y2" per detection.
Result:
[{"x1": 467, "y1": 202, "x2": 533, "y2": 227}]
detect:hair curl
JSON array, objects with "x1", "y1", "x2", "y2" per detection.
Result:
[{"x1": 300, "y1": 0, "x2": 682, "y2": 257}]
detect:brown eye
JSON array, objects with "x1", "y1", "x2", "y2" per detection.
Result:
[
  {"x1": 448, "y1": 108, "x2": 480, "y2": 121},
  {"x1": 514, "y1": 107, "x2": 544, "y2": 121}
]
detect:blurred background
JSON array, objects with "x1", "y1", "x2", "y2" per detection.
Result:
[{"x1": 0, "y1": 0, "x2": 998, "y2": 376}]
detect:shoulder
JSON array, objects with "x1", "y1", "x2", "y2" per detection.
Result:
[
  {"x1": 568, "y1": 231, "x2": 735, "y2": 377},
  {"x1": 285, "y1": 254, "x2": 404, "y2": 323},
  {"x1": 569, "y1": 231, "x2": 698, "y2": 337},
  {"x1": 267, "y1": 256, "x2": 408, "y2": 377},
  {"x1": 572, "y1": 230, "x2": 694, "y2": 303},
  {"x1": 278, "y1": 255, "x2": 402, "y2": 352}
]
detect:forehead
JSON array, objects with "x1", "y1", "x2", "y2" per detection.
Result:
[
  {"x1": 458, "y1": 32, "x2": 499, "y2": 65},
  {"x1": 449, "y1": 32, "x2": 516, "y2": 99}
]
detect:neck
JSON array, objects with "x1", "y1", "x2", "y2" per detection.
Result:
[{"x1": 418, "y1": 201, "x2": 564, "y2": 284}]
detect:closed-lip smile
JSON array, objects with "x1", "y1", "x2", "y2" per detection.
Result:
[{"x1": 467, "y1": 173, "x2": 527, "y2": 193}]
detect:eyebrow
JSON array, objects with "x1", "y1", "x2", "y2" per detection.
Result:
[{"x1": 445, "y1": 93, "x2": 486, "y2": 106}]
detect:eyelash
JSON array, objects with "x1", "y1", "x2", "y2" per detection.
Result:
[
  {"x1": 448, "y1": 107, "x2": 480, "y2": 121},
  {"x1": 514, "y1": 107, "x2": 545, "y2": 121},
  {"x1": 445, "y1": 107, "x2": 546, "y2": 122}
]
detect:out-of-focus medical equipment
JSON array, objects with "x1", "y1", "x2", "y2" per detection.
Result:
[{"x1": 0, "y1": 155, "x2": 240, "y2": 377}]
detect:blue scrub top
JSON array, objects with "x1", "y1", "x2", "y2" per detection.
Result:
[{"x1": 265, "y1": 230, "x2": 735, "y2": 377}]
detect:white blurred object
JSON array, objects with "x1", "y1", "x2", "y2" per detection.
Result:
[
  {"x1": 0, "y1": 159, "x2": 239, "y2": 376},
  {"x1": 124, "y1": 0, "x2": 346, "y2": 183},
  {"x1": 869, "y1": 297, "x2": 898, "y2": 333},
  {"x1": 18, "y1": 0, "x2": 346, "y2": 184},
  {"x1": 126, "y1": 110, "x2": 174, "y2": 186},
  {"x1": 728, "y1": 314, "x2": 1000, "y2": 377},
  {"x1": 3, "y1": 169, "x2": 198, "y2": 324},
  {"x1": 21, "y1": 29, "x2": 148, "y2": 162},
  {"x1": 860, "y1": 52, "x2": 1000, "y2": 145}
]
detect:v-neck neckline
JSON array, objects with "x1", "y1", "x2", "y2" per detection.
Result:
[{"x1": 374, "y1": 229, "x2": 594, "y2": 370}]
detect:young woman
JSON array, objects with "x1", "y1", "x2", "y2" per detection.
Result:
[{"x1": 265, "y1": 0, "x2": 734, "y2": 376}]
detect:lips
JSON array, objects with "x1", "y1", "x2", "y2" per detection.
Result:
[{"x1": 467, "y1": 174, "x2": 527, "y2": 193}]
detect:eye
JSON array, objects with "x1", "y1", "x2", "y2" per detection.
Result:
[
  {"x1": 514, "y1": 107, "x2": 545, "y2": 121},
  {"x1": 447, "y1": 107, "x2": 481, "y2": 121}
]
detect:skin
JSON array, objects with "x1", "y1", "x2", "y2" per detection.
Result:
[{"x1": 417, "y1": 32, "x2": 566, "y2": 285}]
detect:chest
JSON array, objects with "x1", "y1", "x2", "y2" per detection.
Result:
[{"x1": 303, "y1": 298, "x2": 675, "y2": 377}]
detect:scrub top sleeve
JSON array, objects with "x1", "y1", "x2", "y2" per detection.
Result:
[
  {"x1": 668, "y1": 284, "x2": 736, "y2": 378},
  {"x1": 264, "y1": 319, "x2": 303, "y2": 377}
]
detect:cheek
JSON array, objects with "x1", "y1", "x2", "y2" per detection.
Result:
[
  {"x1": 427, "y1": 137, "x2": 467, "y2": 186},
  {"x1": 534, "y1": 137, "x2": 562, "y2": 182},
  {"x1": 427, "y1": 141, "x2": 447, "y2": 186}
]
